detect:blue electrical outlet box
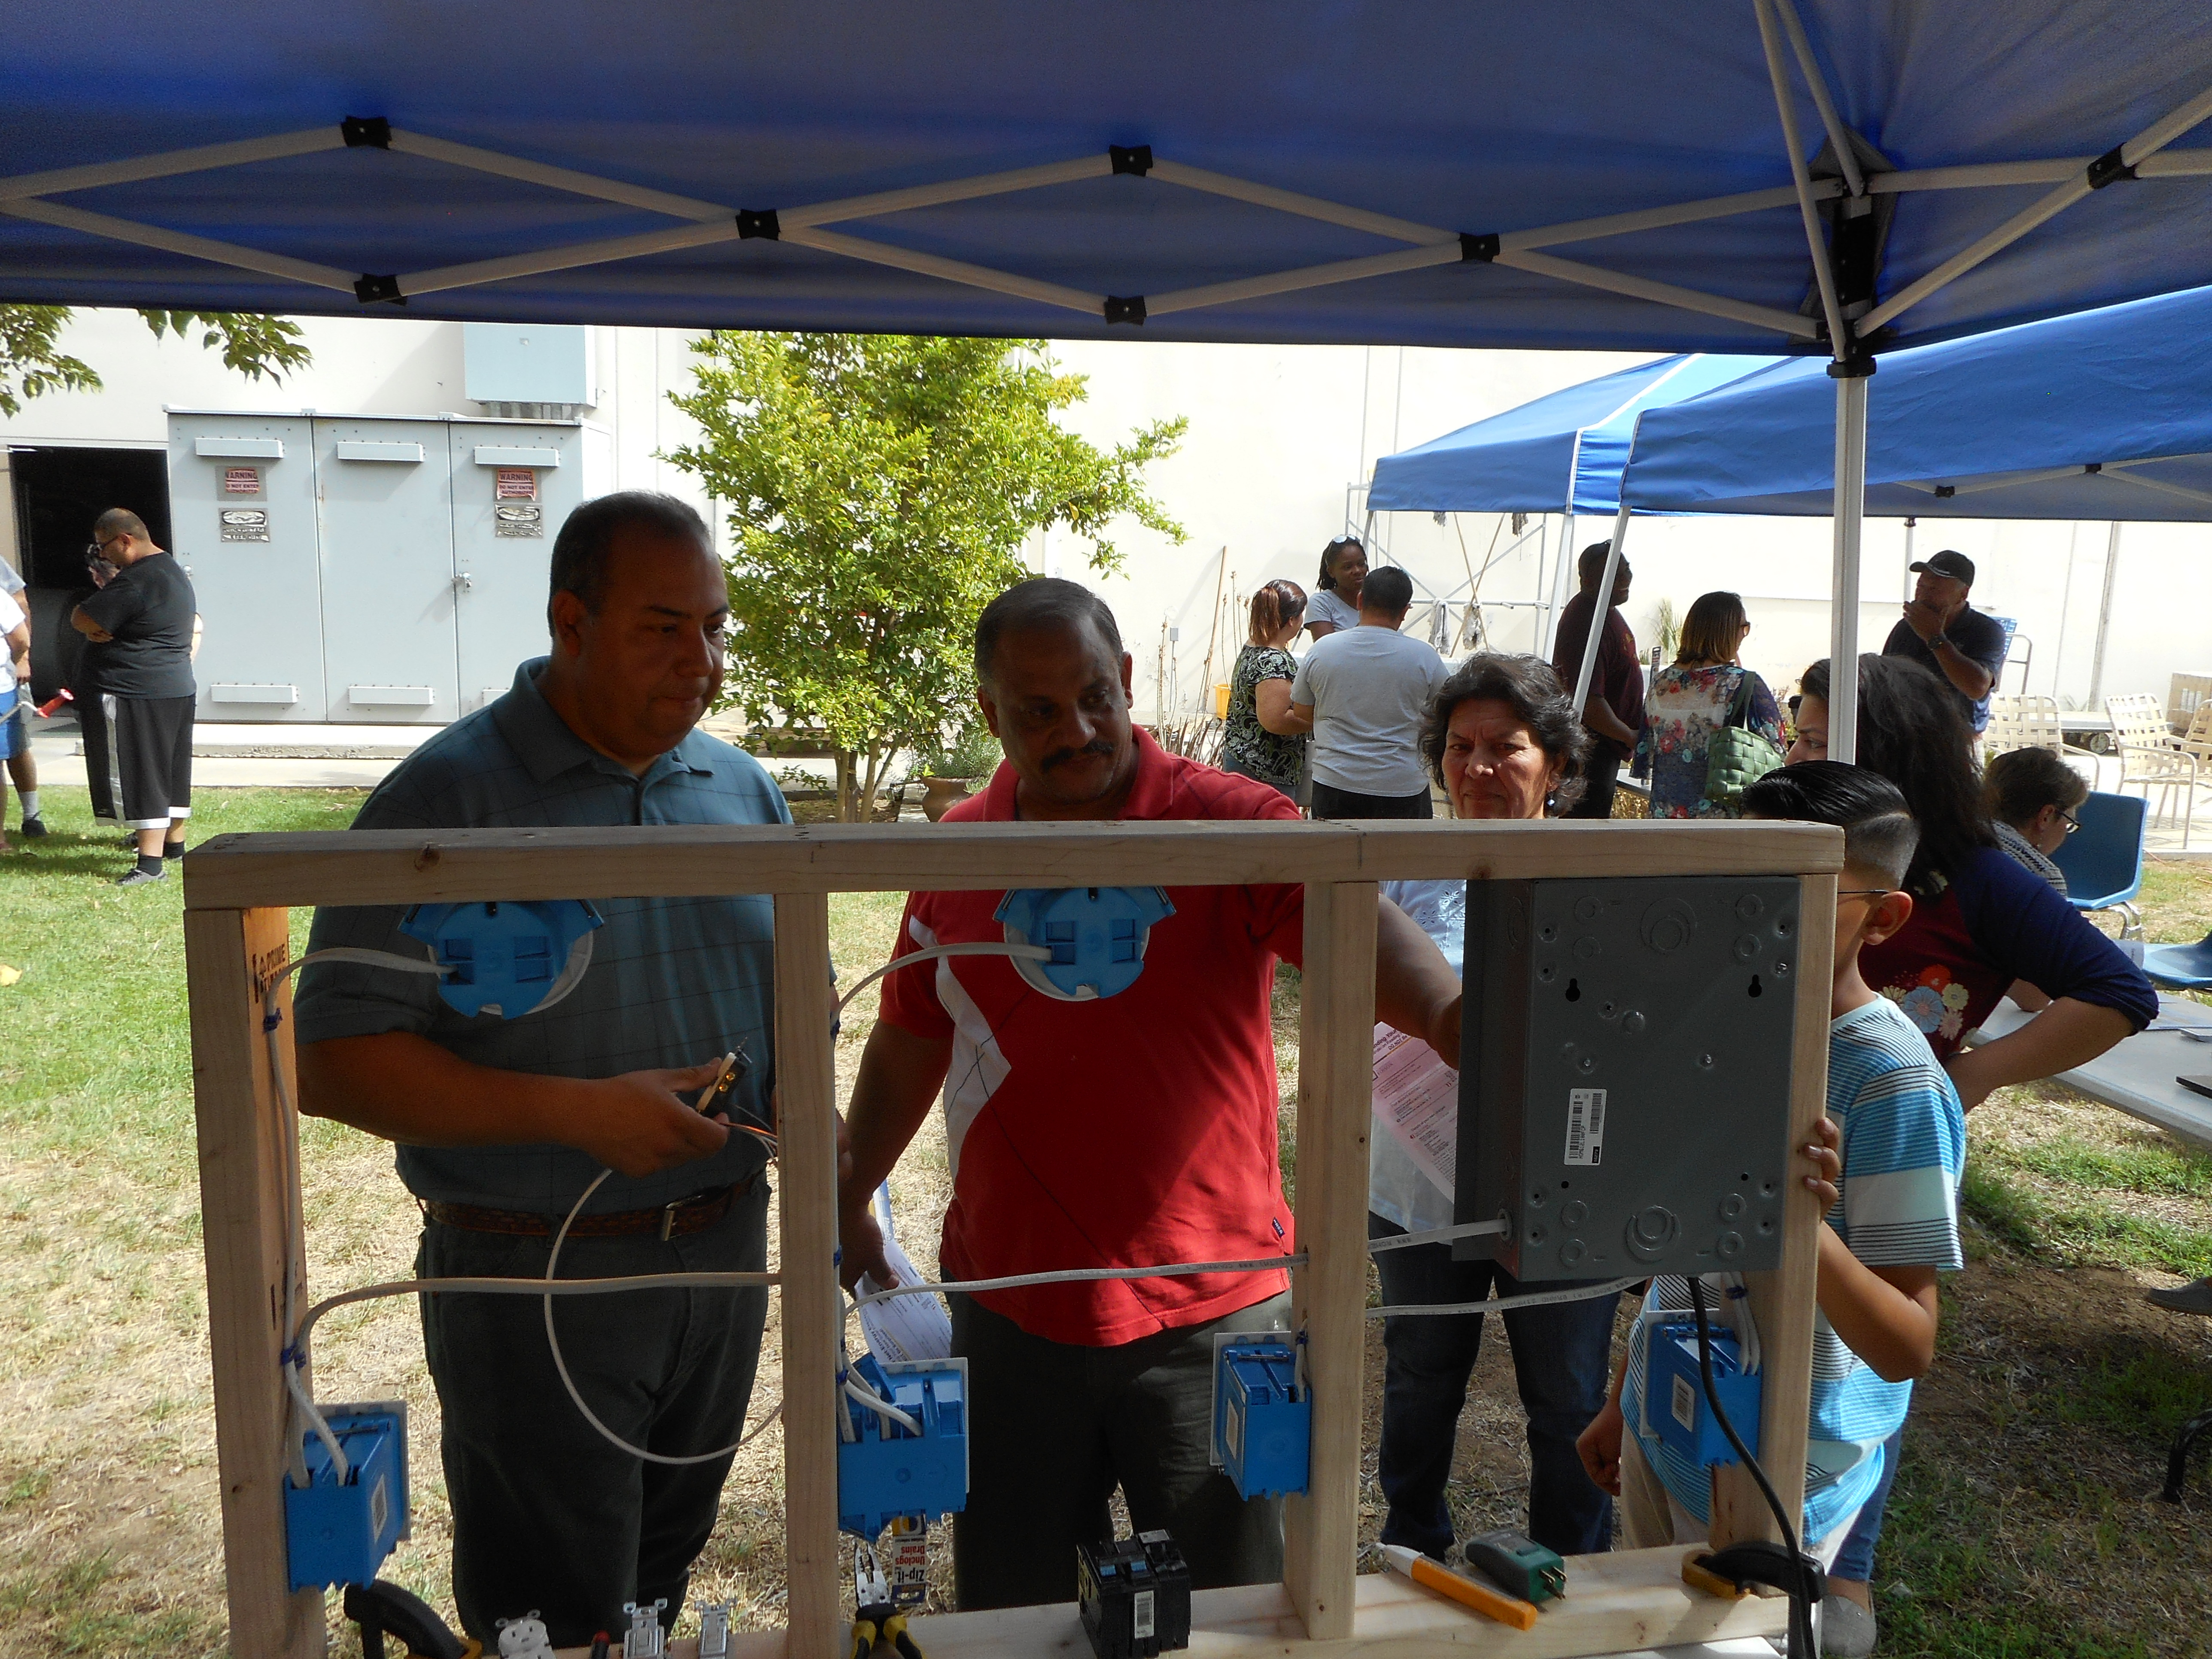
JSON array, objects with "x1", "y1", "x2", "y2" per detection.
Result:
[
  {"x1": 994, "y1": 886, "x2": 1174, "y2": 1000},
  {"x1": 1212, "y1": 1339, "x2": 1309, "y2": 1500},
  {"x1": 285, "y1": 1401, "x2": 410, "y2": 1592},
  {"x1": 837, "y1": 1355, "x2": 969, "y2": 1540},
  {"x1": 1648, "y1": 1321, "x2": 1762, "y2": 1468},
  {"x1": 399, "y1": 898, "x2": 602, "y2": 1018}
]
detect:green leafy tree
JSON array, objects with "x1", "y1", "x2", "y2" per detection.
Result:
[
  {"x1": 667, "y1": 334, "x2": 1187, "y2": 820},
  {"x1": 0, "y1": 304, "x2": 310, "y2": 417}
]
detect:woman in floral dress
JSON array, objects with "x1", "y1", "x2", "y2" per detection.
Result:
[
  {"x1": 1639, "y1": 590, "x2": 1782, "y2": 818},
  {"x1": 1219, "y1": 579, "x2": 1310, "y2": 796}
]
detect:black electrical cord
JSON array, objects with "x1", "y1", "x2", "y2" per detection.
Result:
[{"x1": 1688, "y1": 1276, "x2": 1821, "y2": 1659}]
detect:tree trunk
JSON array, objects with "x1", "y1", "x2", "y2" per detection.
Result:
[{"x1": 834, "y1": 750, "x2": 858, "y2": 823}]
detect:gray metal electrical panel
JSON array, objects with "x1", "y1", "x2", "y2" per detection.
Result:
[
  {"x1": 1451, "y1": 876, "x2": 1802, "y2": 1282},
  {"x1": 168, "y1": 411, "x2": 600, "y2": 722}
]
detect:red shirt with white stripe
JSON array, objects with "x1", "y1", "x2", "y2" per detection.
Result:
[{"x1": 877, "y1": 729, "x2": 1306, "y2": 1346}]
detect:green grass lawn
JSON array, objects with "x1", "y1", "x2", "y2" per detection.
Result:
[{"x1": 5, "y1": 787, "x2": 2212, "y2": 1658}]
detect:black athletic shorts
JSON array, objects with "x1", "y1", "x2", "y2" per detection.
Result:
[{"x1": 112, "y1": 693, "x2": 194, "y2": 832}]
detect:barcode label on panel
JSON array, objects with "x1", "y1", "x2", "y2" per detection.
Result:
[
  {"x1": 1671, "y1": 1373, "x2": 1697, "y2": 1433},
  {"x1": 1133, "y1": 1590, "x2": 1156, "y2": 1641},
  {"x1": 1563, "y1": 1088, "x2": 1606, "y2": 1166}
]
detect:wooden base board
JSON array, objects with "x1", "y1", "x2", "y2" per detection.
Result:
[{"x1": 549, "y1": 1546, "x2": 1784, "y2": 1658}]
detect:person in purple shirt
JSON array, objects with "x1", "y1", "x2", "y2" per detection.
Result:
[{"x1": 1549, "y1": 541, "x2": 1642, "y2": 819}]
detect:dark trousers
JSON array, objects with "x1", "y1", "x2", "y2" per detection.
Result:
[
  {"x1": 1367, "y1": 1213, "x2": 1620, "y2": 1559},
  {"x1": 417, "y1": 1180, "x2": 771, "y2": 1647},
  {"x1": 1829, "y1": 1424, "x2": 1905, "y2": 1581},
  {"x1": 1562, "y1": 753, "x2": 1621, "y2": 820},
  {"x1": 1310, "y1": 781, "x2": 1434, "y2": 820},
  {"x1": 949, "y1": 1288, "x2": 1292, "y2": 1610},
  {"x1": 113, "y1": 693, "x2": 194, "y2": 831}
]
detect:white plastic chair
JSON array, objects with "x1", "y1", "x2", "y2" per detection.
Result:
[{"x1": 2107, "y1": 692, "x2": 2199, "y2": 848}]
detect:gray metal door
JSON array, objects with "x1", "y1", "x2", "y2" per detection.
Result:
[
  {"x1": 313, "y1": 419, "x2": 459, "y2": 723},
  {"x1": 449, "y1": 424, "x2": 579, "y2": 713},
  {"x1": 167, "y1": 415, "x2": 325, "y2": 720}
]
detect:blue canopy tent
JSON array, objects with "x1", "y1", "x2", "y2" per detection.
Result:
[
  {"x1": 1364, "y1": 352, "x2": 1778, "y2": 651},
  {"x1": 1614, "y1": 281, "x2": 2212, "y2": 716},
  {"x1": 1622, "y1": 283, "x2": 2212, "y2": 521},
  {"x1": 7, "y1": 4, "x2": 2212, "y2": 757}
]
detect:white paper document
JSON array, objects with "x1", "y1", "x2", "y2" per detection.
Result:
[
  {"x1": 1371, "y1": 1021, "x2": 1459, "y2": 1198},
  {"x1": 857, "y1": 1183, "x2": 954, "y2": 1363}
]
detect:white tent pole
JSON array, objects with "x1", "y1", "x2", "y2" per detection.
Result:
[
  {"x1": 1828, "y1": 368, "x2": 1872, "y2": 764},
  {"x1": 1493, "y1": 248, "x2": 1822, "y2": 338},
  {"x1": 1861, "y1": 79, "x2": 2212, "y2": 336},
  {"x1": 2088, "y1": 522, "x2": 2123, "y2": 707},
  {"x1": 1771, "y1": 0, "x2": 1871, "y2": 195},
  {"x1": 0, "y1": 127, "x2": 344, "y2": 201},
  {"x1": 0, "y1": 195, "x2": 357, "y2": 292},
  {"x1": 1755, "y1": 0, "x2": 1850, "y2": 352},
  {"x1": 1902, "y1": 516, "x2": 1916, "y2": 602},
  {"x1": 1570, "y1": 505, "x2": 1632, "y2": 718},
  {"x1": 1545, "y1": 514, "x2": 1578, "y2": 657}
]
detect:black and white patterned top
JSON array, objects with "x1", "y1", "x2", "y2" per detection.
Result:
[{"x1": 1221, "y1": 644, "x2": 1304, "y2": 789}]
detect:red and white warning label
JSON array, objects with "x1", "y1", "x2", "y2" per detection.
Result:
[
  {"x1": 494, "y1": 467, "x2": 537, "y2": 501},
  {"x1": 224, "y1": 467, "x2": 262, "y2": 495}
]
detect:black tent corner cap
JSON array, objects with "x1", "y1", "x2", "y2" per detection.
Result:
[
  {"x1": 341, "y1": 116, "x2": 392, "y2": 149},
  {"x1": 2087, "y1": 144, "x2": 2138, "y2": 189},
  {"x1": 1826, "y1": 354, "x2": 1876, "y2": 380},
  {"x1": 1933, "y1": 484, "x2": 1957, "y2": 498},
  {"x1": 1103, "y1": 295, "x2": 1147, "y2": 326},
  {"x1": 352, "y1": 273, "x2": 404, "y2": 304},
  {"x1": 1459, "y1": 232, "x2": 1499, "y2": 262},
  {"x1": 2083, "y1": 461, "x2": 2104, "y2": 474},
  {"x1": 735, "y1": 209, "x2": 781, "y2": 240},
  {"x1": 1109, "y1": 145, "x2": 1154, "y2": 177}
]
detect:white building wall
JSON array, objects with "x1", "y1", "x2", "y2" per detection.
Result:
[{"x1": 6, "y1": 313, "x2": 2206, "y2": 726}]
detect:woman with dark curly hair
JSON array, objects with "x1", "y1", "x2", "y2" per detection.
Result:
[
  {"x1": 1305, "y1": 535, "x2": 1368, "y2": 640},
  {"x1": 1367, "y1": 653, "x2": 1624, "y2": 1561}
]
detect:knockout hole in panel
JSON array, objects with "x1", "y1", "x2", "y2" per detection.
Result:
[
  {"x1": 1747, "y1": 974, "x2": 1764, "y2": 998},
  {"x1": 1565, "y1": 979, "x2": 1582, "y2": 1002}
]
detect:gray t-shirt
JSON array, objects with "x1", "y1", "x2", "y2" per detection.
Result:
[
  {"x1": 1289, "y1": 623, "x2": 1448, "y2": 795},
  {"x1": 1307, "y1": 587, "x2": 1360, "y2": 635}
]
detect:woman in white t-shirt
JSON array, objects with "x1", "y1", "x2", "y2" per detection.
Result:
[
  {"x1": 0, "y1": 585, "x2": 26, "y2": 854},
  {"x1": 1305, "y1": 535, "x2": 1368, "y2": 639}
]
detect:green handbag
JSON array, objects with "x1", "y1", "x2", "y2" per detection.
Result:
[{"x1": 1702, "y1": 668, "x2": 1784, "y2": 806}]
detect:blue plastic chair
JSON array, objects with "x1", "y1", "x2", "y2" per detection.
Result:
[
  {"x1": 2142, "y1": 930, "x2": 2212, "y2": 990},
  {"x1": 2052, "y1": 790, "x2": 2146, "y2": 939}
]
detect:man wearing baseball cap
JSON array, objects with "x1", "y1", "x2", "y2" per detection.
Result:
[{"x1": 1881, "y1": 548, "x2": 2008, "y2": 734}]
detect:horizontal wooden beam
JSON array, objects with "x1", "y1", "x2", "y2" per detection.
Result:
[{"x1": 182, "y1": 819, "x2": 1841, "y2": 910}]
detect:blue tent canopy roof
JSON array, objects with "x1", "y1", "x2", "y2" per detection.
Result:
[
  {"x1": 1620, "y1": 283, "x2": 2212, "y2": 520},
  {"x1": 5, "y1": 2, "x2": 2212, "y2": 352},
  {"x1": 1366, "y1": 354, "x2": 1777, "y2": 515}
]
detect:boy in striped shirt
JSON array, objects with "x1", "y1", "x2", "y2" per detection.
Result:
[{"x1": 1577, "y1": 761, "x2": 1966, "y2": 1655}]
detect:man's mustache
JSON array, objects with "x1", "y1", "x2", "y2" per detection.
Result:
[{"x1": 1042, "y1": 739, "x2": 1116, "y2": 772}]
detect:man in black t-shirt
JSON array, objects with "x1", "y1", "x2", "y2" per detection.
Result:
[
  {"x1": 1880, "y1": 548, "x2": 2008, "y2": 735},
  {"x1": 71, "y1": 509, "x2": 198, "y2": 886}
]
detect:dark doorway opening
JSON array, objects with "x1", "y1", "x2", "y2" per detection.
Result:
[{"x1": 6, "y1": 445, "x2": 171, "y2": 700}]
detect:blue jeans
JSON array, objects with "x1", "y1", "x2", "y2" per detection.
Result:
[
  {"x1": 1368, "y1": 1213, "x2": 1622, "y2": 1559},
  {"x1": 1829, "y1": 1425, "x2": 1904, "y2": 1582}
]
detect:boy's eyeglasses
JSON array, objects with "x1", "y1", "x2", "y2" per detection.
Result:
[{"x1": 1837, "y1": 888, "x2": 1892, "y2": 899}]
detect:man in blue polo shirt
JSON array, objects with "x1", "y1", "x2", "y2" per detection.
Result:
[{"x1": 295, "y1": 492, "x2": 786, "y2": 1647}]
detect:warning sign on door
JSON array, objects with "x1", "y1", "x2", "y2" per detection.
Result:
[
  {"x1": 223, "y1": 466, "x2": 263, "y2": 495},
  {"x1": 494, "y1": 503, "x2": 544, "y2": 538},
  {"x1": 219, "y1": 507, "x2": 271, "y2": 543},
  {"x1": 494, "y1": 467, "x2": 537, "y2": 501}
]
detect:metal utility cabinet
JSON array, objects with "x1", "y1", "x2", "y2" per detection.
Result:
[{"x1": 169, "y1": 410, "x2": 610, "y2": 723}]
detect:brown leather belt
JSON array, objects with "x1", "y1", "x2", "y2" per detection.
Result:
[{"x1": 421, "y1": 1174, "x2": 751, "y2": 1242}]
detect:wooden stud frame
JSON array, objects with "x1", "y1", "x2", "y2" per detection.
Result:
[{"x1": 182, "y1": 817, "x2": 1838, "y2": 1659}]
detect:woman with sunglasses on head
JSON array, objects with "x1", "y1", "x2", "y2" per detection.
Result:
[
  {"x1": 1305, "y1": 536, "x2": 1367, "y2": 641},
  {"x1": 1981, "y1": 744, "x2": 2089, "y2": 895},
  {"x1": 1787, "y1": 654, "x2": 2154, "y2": 1629}
]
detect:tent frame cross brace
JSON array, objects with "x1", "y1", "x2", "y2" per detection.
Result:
[
  {"x1": 179, "y1": 816, "x2": 1839, "y2": 1659},
  {"x1": 1564, "y1": 0, "x2": 2212, "y2": 764}
]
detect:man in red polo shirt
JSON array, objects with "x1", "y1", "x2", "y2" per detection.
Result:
[{"x1": 839, "y1": 577, "x2": 1465, "y2": 1610}]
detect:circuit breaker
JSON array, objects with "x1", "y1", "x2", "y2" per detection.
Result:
[{"x1": 1451, "y1": 877, "x2": 1802, "y2": 1281}]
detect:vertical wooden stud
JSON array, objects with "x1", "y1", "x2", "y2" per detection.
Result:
[
  {"x1": 774, "y1": 892, "x2": 844, "y2": 1656},
  {"x1": 1281, "y1": 880, "x2": 1377, "y2": 1641},
  {"x1": 1710, "y1": 871, "x2": 1836, "y2": 1550},
  {"x1": 186, "y1": 905, "x2": 324, "y2": 1659}
]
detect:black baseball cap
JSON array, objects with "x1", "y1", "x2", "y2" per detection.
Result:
[{"x1": 1908, "y1": 549, "x2": 1975, "y2": 585}]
